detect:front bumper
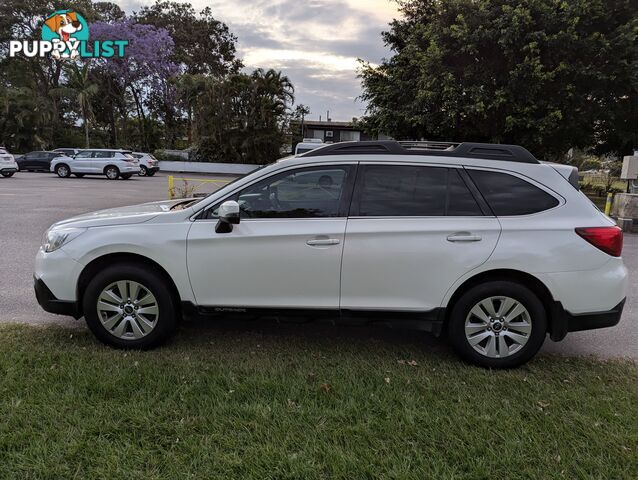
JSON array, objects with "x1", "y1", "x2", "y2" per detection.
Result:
[
  {"x1": 34, "y1": 276, "x2": 81, "y2": 318},
  {"x1": 550, "y1": 298, "x2": 625, "y2": 341},
  {"x1": 147, "y1": 166, "x2": 160, "y2": 173}
]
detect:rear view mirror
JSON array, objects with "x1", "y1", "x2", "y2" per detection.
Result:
[{"x1": 215, "y1": 200, "x2": 240, "y2": 233}]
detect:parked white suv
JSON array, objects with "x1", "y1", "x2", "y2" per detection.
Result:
[
  {"x1": 51, "y1": 149, "x2": 140, "y2": 180},
  {"x1": 132, "y1": 152, "x2": 160, "y2": 177},
  {"x1": 0, "y1": 147, "x2": 19, "y2": 177},
  {"x1": 34, "y1": 141, "x2": 627, "y2": 367}
]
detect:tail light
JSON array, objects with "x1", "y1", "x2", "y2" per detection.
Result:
[{"x1": 575, "y1": 227, "x2": 623, "y2": 257}]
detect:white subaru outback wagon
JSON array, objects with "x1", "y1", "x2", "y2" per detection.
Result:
[{"x1": 34, "y1": 141, "x2": 627, "y2": 368}]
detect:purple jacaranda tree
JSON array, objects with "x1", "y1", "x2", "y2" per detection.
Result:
[{"x1": 90, "y1": 20, "x2": 180, "y2": 150}]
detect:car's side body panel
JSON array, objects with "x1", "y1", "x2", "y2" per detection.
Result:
[{"x1": 340, "y1": 216, "x2": 501, "y2": 311}]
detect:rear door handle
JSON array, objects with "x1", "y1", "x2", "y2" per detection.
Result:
[
  {"x1": 307, "y1": 238, "x2": 340, "y2": 246},
  {"x1": 446, "y1": 232, "x2": 482, "y2": 242}
]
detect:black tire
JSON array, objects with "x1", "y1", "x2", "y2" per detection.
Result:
[
  {"x1": 138, "y1": 165, "x2": 148, "y2": 177},
  {"x1": 147, "y1": 171, "x2": 156, "y2": 177},
  {"x1": 120, "y1": 173, "x2": 132, "y2": 180},
  {"x1": 448, "y1": 281, "x2": 547, "y2": 369},
  {"x1": 104, "y1": 165, "x2": 119, "y2": 180},
  {"x1": 55, "y1": 163, "x2": 71, "y2": 178},
  {"x1": 1, "y1": 171, "x2": 14, "y2": 177},
  {"x1": 74, "y1": 173, "x2": 85, "y2": 178},
  {"x1": 83, "y1": 264, "x2": 178, "y2": 349}
]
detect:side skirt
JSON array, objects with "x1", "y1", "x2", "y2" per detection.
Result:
[{"x1": 181, "y1": 302, "x2": 446, "y2": 336}]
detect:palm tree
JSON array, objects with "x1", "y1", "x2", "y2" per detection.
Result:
[{"x1": 53, "y1": 63, "x2": 98, "y2": 148}]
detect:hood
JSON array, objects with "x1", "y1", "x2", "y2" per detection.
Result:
[{"x1": 51, "y1": 198, "x2": 192, "y2": 229}]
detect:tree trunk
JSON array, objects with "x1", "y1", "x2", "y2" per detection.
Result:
[
  {"x1": 83, "y1": 105, "x2": 90, "y2": 148},
  {"x1": 131, "y1": 87, "x2": 147, "y2": 150}
]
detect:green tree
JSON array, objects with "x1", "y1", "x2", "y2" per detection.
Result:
[
  {"x1": 53, "y1": 63, "x2": 98, "y2": 148},
  {"x1": 191, "y1": 69, "x2": 294, "y2": 164},
  {"x1": 359, "y1": 0, "x2": 638, "y2": 161},
  {"x1": 136, "y1": 1, "x2": 241, "y2": 76}
]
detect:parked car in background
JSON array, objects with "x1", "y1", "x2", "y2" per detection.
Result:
[
  {"x1": 17, "y1": 151, "x2": 72, "y2": 172},
  {"x1": 295, "y1": 138, "x2": 325, "y2": 155},
  {"x1": 50, "y1": 149, "x2": 140, "y2": 180},
  {"x1": 132, "y1": 152, "x2": 160, "y2": 177},
  {"x1": 0, "y1": 147, "x2": 19, "y2": 177},
  {"x1": 52, "y1": 148, "x2": 83, "y2": 158},
  {"x1": 34, "y1": 140, "x2": 627, "y2": 368}
]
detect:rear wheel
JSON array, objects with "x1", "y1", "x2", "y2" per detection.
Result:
[
  {"x1": 138, "y1": 165, "x2": 148, "y2": 177},
  {"x1": 1, "y1": 171, "x2": 14, "y2": 177},
  {"x1": 55, "y1": 164, "x2": 71, "y2": 178},
  {"x1": 83, "y1": 264, "x2": 178, "y2": 349},
  {"x1": 105, "y1": 166, "x2": 119, "y2": 180},
  {"x1": 448, "y1": 281, "x2": 547, "y2": 368}
]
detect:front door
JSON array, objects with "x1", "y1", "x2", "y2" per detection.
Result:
[
  {"x1": 187, "y1": 164, "x2": 356, "y2": 310},
  {"x1": 340, "y1": 164, "x2": 501, "y2": 312},
  {"x1": 72, "y1": 150, "x2": 94, "y2": 171}
]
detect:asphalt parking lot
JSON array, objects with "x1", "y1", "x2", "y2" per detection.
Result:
[{"x1": 0, "y1": 171, "x2": 636, "y2": 360}]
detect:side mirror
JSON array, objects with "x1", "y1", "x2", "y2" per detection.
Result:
[{"x1": 215, "y1": 200, "x2": 240, "y2": 233}]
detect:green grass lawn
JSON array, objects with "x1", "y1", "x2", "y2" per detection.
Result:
[{"x1": 1, "y1": 323, "x2": 636, "y2": 479}]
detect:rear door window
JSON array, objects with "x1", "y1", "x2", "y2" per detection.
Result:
[
  {"x1": 467, "y1": 169, "x2": 559, "y2": 216},
  {"x1": 352, "y1": 165, "x2": 483, "y2": 216}
]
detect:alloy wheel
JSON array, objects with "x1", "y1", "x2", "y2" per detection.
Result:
[
  {"x1": 464, "y1": 296, "x2": 532, "y2": 358},
  {"x1": 97, "y1": 280, "x2": 159, "y2": 340}
]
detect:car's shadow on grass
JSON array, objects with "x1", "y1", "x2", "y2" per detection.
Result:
[{"x1": 178, "y1": 316, "x2": 452, "y2": 353}]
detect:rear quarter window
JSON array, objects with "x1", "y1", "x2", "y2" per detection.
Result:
[{"x1": 468, "y1": 169, "x2": 559, "y2": 216}]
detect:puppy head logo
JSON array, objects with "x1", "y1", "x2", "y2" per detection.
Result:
[{"x1": 42, "y1": 10, "x2": 89, "y2": 59}]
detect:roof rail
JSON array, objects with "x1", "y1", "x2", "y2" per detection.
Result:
[{"x1": 301, "y1": 140, "x2": 539, "y2": 164}]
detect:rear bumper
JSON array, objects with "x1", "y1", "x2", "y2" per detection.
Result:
[
  {"x1": 550, "y1": 298, "x2": 625, "y2": 341},
  {"x1": 144, "y1": 166, "x2": 160, "y2": 173},
  {"x1": 1, "y1": 167, "x2": 18, "y2": 174},
  {"x1": 34, "y1": 276, "x2": 81, "y2": 319}
]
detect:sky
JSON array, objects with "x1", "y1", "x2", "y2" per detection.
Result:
[{"x1": 115, "y1": 0, "x2": 399, "y2": 121}]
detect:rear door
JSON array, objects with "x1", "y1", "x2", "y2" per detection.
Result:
[
  {"x1": 340, "y1": 163, "x2": 501, "y2": 312},
  {"x1": 92, "y1": 151, "x2": 114, "y2": 173}
]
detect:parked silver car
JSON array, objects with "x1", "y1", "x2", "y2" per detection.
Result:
[
  {"x1": 132, "y1": 152, "x2": 160, "y2": 177},
  {"x1": 51, "y1": 149, "x2": 140, "y2": 180}
]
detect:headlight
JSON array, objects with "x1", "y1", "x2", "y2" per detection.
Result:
[{"x1": 42, "y1": 227, "x2": 86, "y2": 253}]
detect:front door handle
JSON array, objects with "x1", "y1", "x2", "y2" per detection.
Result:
[
  {"x1": 307, "y1": 237, "x2": 340, "y2": 246},
  {"x1": 446, "y1": 232, "x2": 482, "y2": 242}
]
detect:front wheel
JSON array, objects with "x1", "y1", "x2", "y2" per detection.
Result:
[
  {"x1": 55, "y1": 164, "x2": 71, "y2": 178},
  {"x1": 83, "y1": 264, "x2": 178, "y2": 349},
  {"x1": 1, "y1": 171, "x2": 14, "y2": 177},
  {"x1": 105, "y1": 166, "x2": 119, "y2": 180},
  {"x1": 138, "y1": 165, "x2": 148, "y2": 177},
  {"x1": 448, "y1": 281, "x2": 547, "y2": 369}
]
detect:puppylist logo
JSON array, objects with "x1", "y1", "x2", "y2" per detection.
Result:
[{"x1": 9, "y1": 10, "x2": 127, "y2": 59}]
